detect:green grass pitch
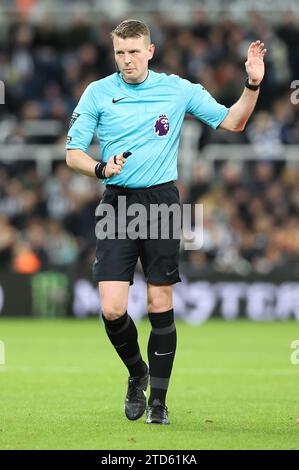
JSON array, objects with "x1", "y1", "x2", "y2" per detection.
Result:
[{"x1": 0, "y1": 318, "x2": 298, "y2": 450}]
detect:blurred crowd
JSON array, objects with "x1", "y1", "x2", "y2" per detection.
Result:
[
  {"x1": 0, "y1": 163, "x2": 101, "y2": 273},
  {"x1": 1, "y1": 159, "x2": 299, "y2": 276},
  {"x1": 183, "y1": 160, "x2": 299, "y2": 276},
  {"x1": 1, "y1": 11, "x2": 299, "y2": 276},
  {"x1": 0, "y1": 11, "x2": 299, "y2": 145},
  {"x1": 0, "y1": 162, "x2": 101, "y2": 274}
]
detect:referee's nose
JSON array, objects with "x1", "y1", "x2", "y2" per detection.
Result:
[{"x1": 124, "y1": 53, "x2": 132, "y2": 64}]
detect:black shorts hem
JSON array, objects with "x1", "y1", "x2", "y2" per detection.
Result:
[
  {"x1": 93, "y1": 275, "x2": 134, "y2": 286},
  {"x1": 146, "y1": 277, "x2": 182, "y2": 286}
]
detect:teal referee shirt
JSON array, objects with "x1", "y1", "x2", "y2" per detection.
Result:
[{"x1": 66, "y1": 70, "x2": 229, "y2": 188}]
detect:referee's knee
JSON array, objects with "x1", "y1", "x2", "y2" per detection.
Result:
[
  {"x1": 101, "y1": 303, "x2": 128, "y2": 321},
  {"x1": 147, "y1": 285, "x2": 173, "y2": 313}
]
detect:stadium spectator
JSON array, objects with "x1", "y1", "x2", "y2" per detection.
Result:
[
  {"x1": 0, "y1": 12, "x2": 298, "y2": 280},
  {"x1": 1, "y1": 13, "x2": 299, "y2": 144}
]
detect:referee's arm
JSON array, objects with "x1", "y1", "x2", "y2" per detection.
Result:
[
  {"x1": 66, "y1": 149, "x2": 126, "y2": 178},
  {"x1": 219, "y1": 40, "x2": 267, "y2": 132},
  {"x1": 65, "y1": 81, "x2": 125, "y2": 179},
  {"x1": 66, "y1": 149, "x2": 99, "y2": 177}
]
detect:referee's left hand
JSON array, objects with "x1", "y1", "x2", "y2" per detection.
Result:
[
  {"x1": 245, "y1": 40, "x2": 267, "y2": 86},
  {"x1": 104, "y1": 153, "x2": 126, "y2": 178}
]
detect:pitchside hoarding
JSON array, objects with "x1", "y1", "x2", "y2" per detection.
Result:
[{"x1": 0, "y1": 269, "x2": 299, "y2": 322}]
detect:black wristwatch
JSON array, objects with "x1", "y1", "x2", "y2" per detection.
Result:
[{"x1": 245, "y1": 78, "x2": 260, "y2": 91}]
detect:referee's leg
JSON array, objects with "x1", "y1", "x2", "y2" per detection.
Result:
[
  {"x1": 146, "y1": 284, "x2": 176, "y2": 424},
  {"x1": 99, "y1": 280, "x2": 148, "y2": 420}
]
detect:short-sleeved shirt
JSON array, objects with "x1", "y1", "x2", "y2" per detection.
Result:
[{"x1": 66, "y1": 70, "x2": 229, "y2": 188}]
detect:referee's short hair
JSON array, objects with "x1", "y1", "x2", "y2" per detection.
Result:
[{"x1": 111, "y1": 19, "x2": 151, "y2": 44}]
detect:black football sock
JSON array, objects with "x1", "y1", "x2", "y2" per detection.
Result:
[
  {"x1": 102, "y1": 311, "x2": 147, "y2": 378},
  {"x1": 147, "y1": 309, "x2": 177, "y2": 406}
]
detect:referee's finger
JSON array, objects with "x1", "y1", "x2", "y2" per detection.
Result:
[
  {"x1": 112, "y1": 154, "x2": 125, "y2": 165},
  {"x1": 111, "y1": 162, "x2": 123, "y2": 172},
  {"x1": 114, "y1": 161, "x2": 123, "y2": 170},
  {"x1": 116, "y1": 153, "x2": 126, "y2": 164}
]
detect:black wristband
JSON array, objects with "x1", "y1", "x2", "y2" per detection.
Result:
[
  {"x1": 94, "y1": 161, "x2": 107, "y2": 179},
  {"x1": 245, "y1": 78, "x2": 260, "y2": 91}
]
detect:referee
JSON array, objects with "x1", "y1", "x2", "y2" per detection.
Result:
[{"x1": 66, "y1": 19, "x2": 266, "y2": 424}]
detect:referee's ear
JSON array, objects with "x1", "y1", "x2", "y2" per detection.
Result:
[{"x1": 148, "y1": 43, "x2": 155, "y2": 61}]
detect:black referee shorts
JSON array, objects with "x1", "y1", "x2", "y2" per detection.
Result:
[{"x1": 92, "y1": 181, "x2": 181, "y2": 286}]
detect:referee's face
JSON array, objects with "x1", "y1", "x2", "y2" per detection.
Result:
[{"x1": 113, "y1": 35, "x2": 155, "y2": 84}]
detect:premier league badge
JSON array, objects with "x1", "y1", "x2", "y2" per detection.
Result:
[{"x1": 154, "y1": 114, "x2": 170, "y2": 136}]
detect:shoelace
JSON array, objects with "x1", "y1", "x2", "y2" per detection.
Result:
[{"x1": 149, "y1": 403, "x2": 168, "y2": 415}]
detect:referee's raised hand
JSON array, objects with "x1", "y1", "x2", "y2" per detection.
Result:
[
  {"x1": 245, "y1": 40, "x2": 267, "y2": 86},
  {"x1": 104, "y1": 153, "x2": 126, "y2": 178}
]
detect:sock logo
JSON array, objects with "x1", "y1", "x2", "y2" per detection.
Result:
[
  {"x1": 115, "y1": 343, "x2": 127, "y2": 349},
  {"x1": 154, "y1": 351, "x2": 173, "y2": 356}
]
